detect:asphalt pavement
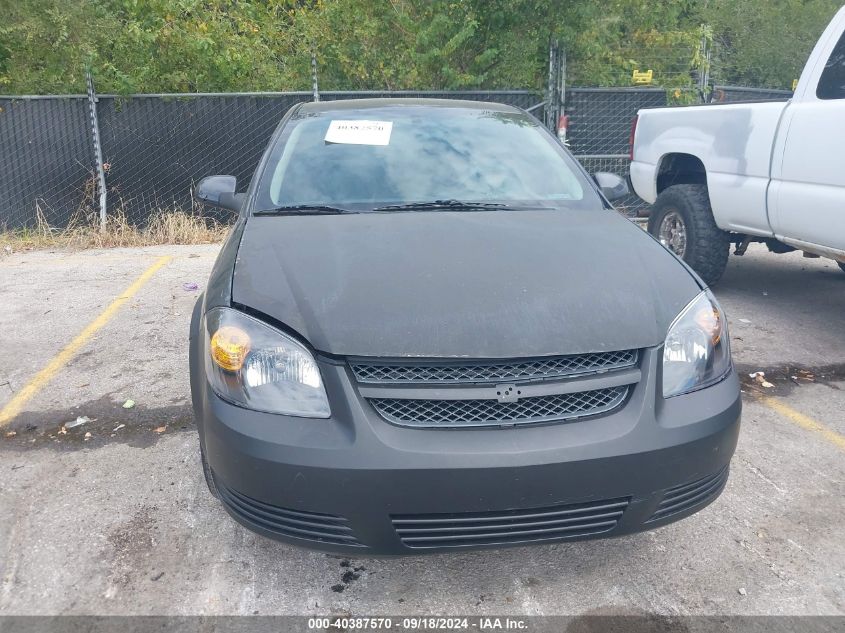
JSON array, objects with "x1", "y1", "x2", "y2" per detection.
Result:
[{"x1": 0, "y1": 242, "x2": 843, "y2": 616}]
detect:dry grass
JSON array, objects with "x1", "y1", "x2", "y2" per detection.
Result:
[{"x1": 1, "y1": 207, "x2": 229, "y2": 255}]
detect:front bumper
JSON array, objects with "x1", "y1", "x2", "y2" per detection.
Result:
[{"x1": 190, "y1": 340, "x2": 741, "y2": 555}]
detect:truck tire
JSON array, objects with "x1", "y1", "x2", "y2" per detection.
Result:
[{"x1": 647, "y1": 184, "x2": 730, "y2": 286}]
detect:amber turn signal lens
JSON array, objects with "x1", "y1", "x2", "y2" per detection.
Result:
[{"x1": 210, "y1": 326, "x2": 251, "y2": 371}]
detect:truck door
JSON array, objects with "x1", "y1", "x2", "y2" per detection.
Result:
[{"x1": 770, "y1": 23, "x2": 845, "y2": 253}]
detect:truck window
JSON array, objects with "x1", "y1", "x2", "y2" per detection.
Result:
[{"x1": 817, "y1": 29, "x2": 845, "y2": 99}]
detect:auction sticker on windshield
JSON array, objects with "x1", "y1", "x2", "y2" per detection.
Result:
[{"x1": 325, "y1": 120, "x2": 393, "y2": 145}]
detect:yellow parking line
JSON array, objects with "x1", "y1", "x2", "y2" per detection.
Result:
[
  {"x1": 0, "y1": 255, "x2": 172, "y2": 427},
  {"x1": 759, "y1": 395, "x2": 845, "y2": 452}
]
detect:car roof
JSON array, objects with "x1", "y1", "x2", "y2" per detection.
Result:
[{"x1": 297, "y1": 97, "x2": 523, "y2": 114}]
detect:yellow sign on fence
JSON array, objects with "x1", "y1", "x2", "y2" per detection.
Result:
[{"x1": 632, "y1": 69, "x2": 653, "y2": 85}]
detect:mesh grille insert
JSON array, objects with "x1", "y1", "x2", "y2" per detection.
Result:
[
  {"x1": 369, "y1": 386, "x2": 627, "y2": 428},
  {"x1": 392, "y1": 497, "x2": 630, "y2": 548},
  {"x1": 352, "y1": 350, "x2": 637, "y2": 384}
]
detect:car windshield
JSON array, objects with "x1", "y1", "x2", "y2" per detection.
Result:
[{"x1": 253, "y1": 104, "x2": 600, "y2": 212}]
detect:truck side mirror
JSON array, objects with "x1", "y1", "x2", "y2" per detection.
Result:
[{"x1": 592, "y1": 172, "x2": 630, "y2": 202}]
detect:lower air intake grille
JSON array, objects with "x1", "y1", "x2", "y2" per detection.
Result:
[
  {"x1": 217, "y1": 481, "x2": 363, "y2": 547},
  {"x1": 352, "y1": 350, "x2": 637, "y2": 384},
  {"x1": 392, "y1": 497, "x2": 630, "y2": 549},
  {"x1": 369, "y1": 386, "x2": 627, "y2": 428},
  {"x1": 648, "y1": 466, "x2": 730, "y2": 523}
]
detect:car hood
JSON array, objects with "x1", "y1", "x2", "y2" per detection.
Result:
[{"x1": 232, "y1": 209, "x2": 701, "y2": 358}]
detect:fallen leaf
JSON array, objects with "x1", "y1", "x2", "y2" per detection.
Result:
[
  {"x1": 5, "y1": 431, "x2": 16, "y2": 438},
  {"x1": 84, "y1": 432, "x2": 92, "y2": 440},
  {"x1": 58, "y1": 426, "x2": 67, "y2": 435},
  {"x1": 122, "y1": 399, "x2": 135, "y2": 409},
  {"x1": 154, "y1": 426, "x2": 167, "y2": 434}
]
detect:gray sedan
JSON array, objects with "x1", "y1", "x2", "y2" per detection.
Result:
[{"x1": 189, "y1": 99, "x2": 741, "y2": 555}]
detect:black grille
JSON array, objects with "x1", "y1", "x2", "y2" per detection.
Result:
[
  {"x1": 648, "y1": 466, "x2": 729, "y2": 523},
  {"x1": 217, "y1": 481, "x2": 363, "y2": 547},
  {"x1": 369, "y1": 386, "x2": 627, "y2": 428},
  {"x1": 392, "y1": 497, "x2": 630, "y2": 548},
  {"x1": 351, "y1": 350, "x2": 637, "y2": 385}
]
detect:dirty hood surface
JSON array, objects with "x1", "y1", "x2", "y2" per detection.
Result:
[{"x1": 232, "y1": 209, "x2": 701, "y2": 358}]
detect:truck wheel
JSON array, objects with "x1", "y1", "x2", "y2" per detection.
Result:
[{"x1": 647, "y1": 184, "x2": 730, "y2": 285}]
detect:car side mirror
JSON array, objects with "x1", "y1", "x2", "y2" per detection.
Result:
[
  {"x1": 196, "y1": 175, "x2": 245, "y2": 212},
  {"x1": 592, "y1": 172, "x2": 630, "y2": 202}
]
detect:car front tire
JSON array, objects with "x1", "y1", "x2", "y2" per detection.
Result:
[{"x1": 648, "y1": 184, "x2": 730, "y2": 286}]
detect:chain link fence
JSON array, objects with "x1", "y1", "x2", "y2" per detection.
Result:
[
  {"x1": 564, "y1": 88, "x2": 666, "y2": 217},
  {"x1": 0, "y1": 83, "x2": 791, "y2": 230},
  {"x1": 0, "y1": 96, "x2": 99, "y2": 229},
  {"x1": 708, "y1": 29, "x2": 808, "y2": 100},
  {"x1": 1, "y1": 90, "x2": 552, "y2": 229},
  {"x1": 100, "y1": 90, "x2": 547, "y2": 225},
  {"x1": 97, "y1": 93, "x2": 304, "y2": 225}
]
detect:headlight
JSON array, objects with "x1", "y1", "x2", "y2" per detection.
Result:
[
  {"x1": 662, "y1": 290, "x2": 732, "y2": 398},
  {"x1": 204, "y1": 307, "x2": 330, "y2": 417}
]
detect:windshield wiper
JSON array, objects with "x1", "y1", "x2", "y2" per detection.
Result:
[
  {"x1": 253, "y1": 204, "x2": 358, "y2": 216},
  {"x1": 373, "y1": 199, "x2": 511, "y2": 212}
]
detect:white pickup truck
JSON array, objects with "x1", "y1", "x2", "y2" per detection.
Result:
[{"x1": 629, "y1": 5, "x2": 845, "y2": 284}]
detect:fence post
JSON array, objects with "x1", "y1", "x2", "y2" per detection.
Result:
[
  {"x1": 546, "y1": 37, "x2": 562, "y2": 132},
  {"x1": 698, "y1": 26, "x2": 712, "y2": 103},
  {"x1": 311, "y1": 51, "x2": 320, "y2": 102},
  {"x1": 85, "y1": 69, "x2": 107, "y2": 231},
  {"x1": 559, "y1": 46, "x2": 566, "y2": 114}
]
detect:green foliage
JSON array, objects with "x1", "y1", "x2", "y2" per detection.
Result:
[
  {"x1": 0, "y1": 0, "x2": 840, "y2": 94},
  {"x1": 564, "y1": 1, "x2": 697, "y2": 87},
  {"x1": 0, "y1": 0, "x2": 112, "y2": 92},
  {"x1": 297, "y1": 0, "x2": 557, "y2": 90},
  {"x1": 703, "y1": 0, "x2": 842, "y2": 89},
  {"x1": 0, "y1": 0, "x2": 311, "y2": 93}
]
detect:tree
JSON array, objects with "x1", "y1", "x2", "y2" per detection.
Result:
[
  {"x1": 702, "y1": 0, "x2": 842, "y2": 89},
  {"x1": 0, "y1": 0, "x2": 311, "y2": 93},
  {"x1": 0, "y1": 0, "x2": 841, "y2": 94},
  {"x1": 298, "y1": 0, "x2": 563, "y2": 90}
]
